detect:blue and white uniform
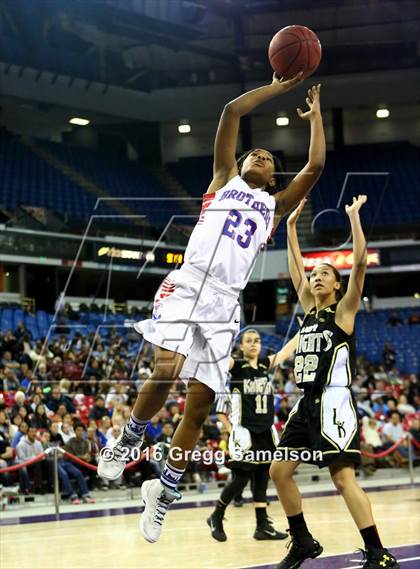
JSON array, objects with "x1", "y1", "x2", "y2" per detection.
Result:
[{"x1": 135, "y1": 175, "x2": 276, "y2": 393}]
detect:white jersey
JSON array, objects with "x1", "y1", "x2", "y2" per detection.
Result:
[{"x1": 183, "y1": 175, "x2": 276, "y2": 292}]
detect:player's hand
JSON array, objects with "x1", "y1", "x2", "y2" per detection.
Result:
[
  {"x1": 271, "y1": 71, "x2": 304, "y2": 94},
  {"x1": 287, "y1": 198, "x2": 307, "y2": 226},
  {"x1": 345, "y1": 195, "x2": 367, "y2": 217},
  {"x1": 297, "y1": 84, "x2": 321, "y2": 121}
]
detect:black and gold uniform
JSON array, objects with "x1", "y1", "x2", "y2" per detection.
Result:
[
  {"x1": 279, "y1": 303, "x2": 361, "y2": 467},
  {"x1": 224, "y1": 357, "x2": 278, "y2": 469},
  {"x1": 209, "y1": 356, "x2": 287, "y2": 542}
]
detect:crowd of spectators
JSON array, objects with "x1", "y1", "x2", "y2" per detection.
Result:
[{"x1": 0, "y1": 310, "x2": 419, "y2": 503}]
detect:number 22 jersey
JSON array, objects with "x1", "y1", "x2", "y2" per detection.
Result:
[
  {"x1": 294, "y1": 303, "x2": 356, "y2": 391},
  {"x1": 183, "y1": 175, "x2": 276, "y2": 293}
]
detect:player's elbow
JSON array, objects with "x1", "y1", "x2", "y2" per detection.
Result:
[
  {"x1": 362, "y1": 253, "x2": 368, "y2": 267},
  {"x1": 308, "y1": 160, "x2": 324, "y2": 175},
  {"x1": 223, "y1": 102, "x2": 239, "y2": 118},
  {"x1": 355, "y1": 253, "x2": 368, "y2": 270}
]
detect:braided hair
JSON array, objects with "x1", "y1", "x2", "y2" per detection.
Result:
[{"x1": 237, "y1": 149, "x2": 286, "y2": 194}]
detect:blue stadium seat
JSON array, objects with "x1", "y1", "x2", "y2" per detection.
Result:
[
  {"x1": 0, "y1": 132, "x2": 185, "y2": 228},
  {"x1": 168, "y1": 142, "x2": 420, "y2": 247},
  {"x1": 276, "y1": 307, "x2": 420, "y2": 373},
  {"x1": 311, "y1": 142, "x2": 420, "y2": 231},
  {"x1": 4, "y1": 305, "x2": 414, "y2": 370},
  {"x1": 40, "y1": 140, "x2": 185, "y2": 227}
]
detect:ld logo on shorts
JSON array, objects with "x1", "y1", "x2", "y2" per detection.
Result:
[{"x1": 333, "y1": 408, "x2": 346, "y2": 439}]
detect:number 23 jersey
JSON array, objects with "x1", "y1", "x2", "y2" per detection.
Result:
[
  {"x1": 183, "y1": 175, "x2": 275, "y2": 293},
  {"x1": 294, "y1": 303, "x2": 356, "y2": 390}
]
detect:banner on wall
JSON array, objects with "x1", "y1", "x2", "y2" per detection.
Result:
[{"x1": 301, "y1": 249, "x2": 381, "y2": 271}]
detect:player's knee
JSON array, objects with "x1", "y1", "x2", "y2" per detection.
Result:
[
  {"x1": 152, "y1": 351, "x2": 185, "y2": 383},
  {"x1": 150, "y1": 365, "x2": 178, "y2": 384},
  {"x1": 184, "y1": 404, "x2": 209, "y2": 430},
  {"x1": 331, "y1": 473, "x2": 348, "y2": 494},
  {"x1": 269, "y1": 461, "x2": 291, "y2": 484},
  {"x1": 330, "y1": 464, "x2": 356, "y2": 494}
]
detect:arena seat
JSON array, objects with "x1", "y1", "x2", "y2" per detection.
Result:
[
  {"x1": 0, "y1": 132, "x2": 98, "y2": 221},
  {"x1": 275, "y1": 307, "x2": 420, "y2": 373},
  {"x1": 0, "y1": 132, "x2": 187, "y2": 228},
  {"x1": 311, "y1": 142, "x2": 420, "y2": 232},
  {"x1": 1, "y1": 304, "x2": 417, "y2": 374},
  {"x1": 168, "y1": 142, "x2": 420, "y2": 246},
  {"x1": 40, "y1": 140, "x2": 186, "y2": 227}
]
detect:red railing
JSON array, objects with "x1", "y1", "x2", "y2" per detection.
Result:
[
  {"x1": 1, "y1": 435, "x2": 418, "y2": 474},
  {"x1": 0, "y1": 448, "x2": 146, "y2": 474},
  {"x1": 360, "y1": 436, "x2": 409, "y2": 458}
]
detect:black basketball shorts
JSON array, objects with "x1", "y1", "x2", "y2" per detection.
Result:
[
  {"x1": 228, "y1": 426, "x2": 279, "y2": 472},
  {"x1": 277, "y1": 386, "x2": 361, "y2": 468}
]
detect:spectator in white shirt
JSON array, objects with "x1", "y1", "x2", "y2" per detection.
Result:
[
  {"x1": 16, "y1": 426, "x2": 43, "y2": 493},
  {"x1": 397, "y1": 394, "x2": 416, "y2": 416},
  {"x1": 382, "y1": 412, "x2": 409, "y2": 466},
  {"x1": 382, "y1": 412, "x2": 404, "y2": 443}
]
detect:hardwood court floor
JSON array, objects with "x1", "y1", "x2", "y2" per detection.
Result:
[{"x1": 1, "y1": 488, "x2": 419, "y2": 569}]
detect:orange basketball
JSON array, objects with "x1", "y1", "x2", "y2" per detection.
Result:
[{"x1": 268, "y1": 25, "x2": 321, "y2": 80}]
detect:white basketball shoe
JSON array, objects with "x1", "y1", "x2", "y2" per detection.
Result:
[
  {"x1": 97, "y1": 425, "x2": 143, "y2": 480},
  {"x1": 140, "y1": 479, "x2": 181, "y2": 543}
]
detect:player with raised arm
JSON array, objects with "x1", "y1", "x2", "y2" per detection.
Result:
[
  {"x1": 97, "y1": 76, "x2": 325, "y2": 543},
  {"x1": 270, "y1": 197, "x2": 399, "y2": 568}
]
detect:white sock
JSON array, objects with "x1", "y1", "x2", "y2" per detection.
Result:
[{"x1": 160, "y1": 462, "x2": 185, "y2": 491}]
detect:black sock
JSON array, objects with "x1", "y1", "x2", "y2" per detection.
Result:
[
  {"x1": 287, "y1": 512, "x2": 311, "y2": 540},
  {"x1": 215, "y1": 500, "x2": 227, "y2": 515},
  {"x1": 360, "y1": 525, "x2": 383, "y2": 549},
  {"x1": 255, "y1": 507, "x2": 267, "y2": 527}
]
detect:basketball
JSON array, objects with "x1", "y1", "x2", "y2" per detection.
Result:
[{"x1": 268, "y1": 25, "x2": 321, "y2": 80}]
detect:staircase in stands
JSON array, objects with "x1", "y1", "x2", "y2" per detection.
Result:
[
  {"x1": 283, "y1": 155, "x2": 316, "y2": 247},
  {"x1": 149, "y1": 165, "x2": 200, "y2": 220},
  {"x1": 20, "y1": 136, "x2": 150, "y2": 229}
]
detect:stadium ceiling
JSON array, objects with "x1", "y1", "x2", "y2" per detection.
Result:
[{"x1": 0, "y1": 0, "x2": 419, "y2": 93}]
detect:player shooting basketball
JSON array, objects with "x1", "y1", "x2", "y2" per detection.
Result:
[{"x1": 97, "y1": 74, "x2": 325, "y2": 544}]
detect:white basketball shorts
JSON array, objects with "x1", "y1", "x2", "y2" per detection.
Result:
[{"x1": 134, "y1": 264, "x2": 240, "y2": 395}]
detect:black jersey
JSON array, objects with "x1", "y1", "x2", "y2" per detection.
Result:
[
  {"x1": 228, "y1": 357, "x2": 274, "y2": 434},
  {"x1": 294, "y1": 303, "x2": 356, "y2": 391}
]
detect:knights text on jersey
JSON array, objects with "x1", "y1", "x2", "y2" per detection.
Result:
[
  {"x1": 294, "y1": 303, "x2": 356, "y2": 390},
  {"x1": 228, "y1": 357, "x2": 275, "y2": 433},
  {"x1": 183, "y1": 176, "x2": 276, "y2": 292}
]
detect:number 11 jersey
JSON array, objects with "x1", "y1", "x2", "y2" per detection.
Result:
[
  {"x1": 229, "y1": 358, "x2": 275, "y2": 434},
  {"x1": 184, "y1": 175, "x2": 276, "y2": 293}
]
